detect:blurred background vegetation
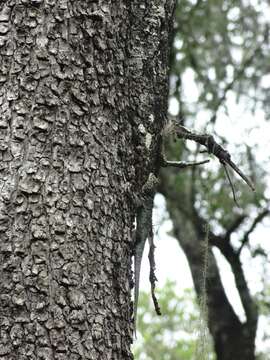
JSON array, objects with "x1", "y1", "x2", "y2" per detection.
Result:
[
  {"x1": 134, "y1": 0, "x2": 270, "y2": 359},
  {"x1": 133, "y1": 281, "x2": 215, "y2": 360}
]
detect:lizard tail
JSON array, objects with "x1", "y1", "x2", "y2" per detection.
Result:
[{"x1": 133, "y1": 243, "x2": 145, "y2": 339}]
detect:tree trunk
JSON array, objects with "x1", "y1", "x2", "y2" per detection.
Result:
[
  {"x1": 0, "y1": 1, "x2": 175, "y2": 359},
  {"x1": 161, "y1": 182, "x2": 257, "y2": 360}
]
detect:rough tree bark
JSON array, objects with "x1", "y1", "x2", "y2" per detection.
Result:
[{"x1": 0, "y1": 1, "x2": 175, "y2": 359}]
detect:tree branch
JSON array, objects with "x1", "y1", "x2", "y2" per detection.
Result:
[
  {"x1": 210, "y1": 236, "x2": 258, "y2": 328},
  {"x1": 168, "y1": 122, "x2": 255, "y2": 191},
  {"x1": 224, "y1": 214, "x2": 247, "y2": 241},
  {"x1": 209, "y1": 46, "x2": 262, "y2": 124},
  {"x1": 186, "y1": 206, "x2": 258, "y2": 328},
  {"x1": 237, "y1": 209, "x2": 270, "y2": 255}
]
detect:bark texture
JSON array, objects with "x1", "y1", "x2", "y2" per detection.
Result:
[
  {"x1": 160, "y1": 173, "x2": 258, "y2": 360},
  {"x1": 0, "y1": 1, "x2": 175, "y2": 359}
]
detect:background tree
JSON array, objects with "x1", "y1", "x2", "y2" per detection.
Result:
[
  {"x1": 0, "y1": 1, "x2": 176, "y2": 359},
  {"x1": 157, "y1": 0, "x2": 270, "y2": 359},
  {"x1": 133, "y1": 280, "x2": 215, "y2": 360}
]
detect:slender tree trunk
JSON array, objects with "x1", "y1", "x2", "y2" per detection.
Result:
[
  {"x1": 161, "y1": 184, "x2": 257, "y2": 360},
  {"x1": 0, "y1": 1, "x2": 175, "y2": 359}
]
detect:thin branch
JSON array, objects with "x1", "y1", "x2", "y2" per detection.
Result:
[
  {"x1": 223, "y1": 163, "x2": 240, "y2": 207},
  {"x1": 226, "y1": 158, "x2": 255, "y2": 191},
  {"x1": 213, "y1": 238, "x2": 258, "y2": 327},
  {"x1": 179, "y1": 202, "x2": 258, "y2": 327},
  {"x1": 194, "y1": 218, "x2": 258, "y2": 327},
  {"x1": 209, "y1": 46, "x2": 262, "y2": 124},
  {"x1": 224, "y1": 214, "x2": 247, "y2": 241},
  {"x1": 172, "y1": 123, "x2": 255, "y2": 191},
  {"x1": 238, "y1": 209, "x2": 270, "y2": 255}
]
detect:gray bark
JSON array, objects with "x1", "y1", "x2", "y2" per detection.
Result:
[{"x1": 0, "y1": 1, "x2": 175, "y2": 359}]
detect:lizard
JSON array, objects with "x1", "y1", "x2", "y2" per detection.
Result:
[
  {"x1": 133, "y1": 155, "x2": 211, "y2": 338},
  {"x1": 132, "y1": 121, "x2": 255, "y2": 338},
  {"x1": 133, "y1": 172, "x2": 159, "y2": 338}
]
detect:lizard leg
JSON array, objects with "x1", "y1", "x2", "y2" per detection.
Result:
[{"x1": 161, "y1": 158, "x2": 209, "y2": 168}]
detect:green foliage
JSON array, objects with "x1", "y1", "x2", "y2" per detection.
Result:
[
  {"x1": 193, "y1": 156, "x2": 267, "y2": 231},
  {"x1": 258, "y1": 288, "x2": 270, "y2": 313},
  {"x1": 132, "y1": 280, "x2": 215, "y2": 360},
  {"x1": 172, "y1": 0, "x2": 269, "y2": 117},
  {"x1": 165, "y1": 0, "x2": 270, "y2": 234}
]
